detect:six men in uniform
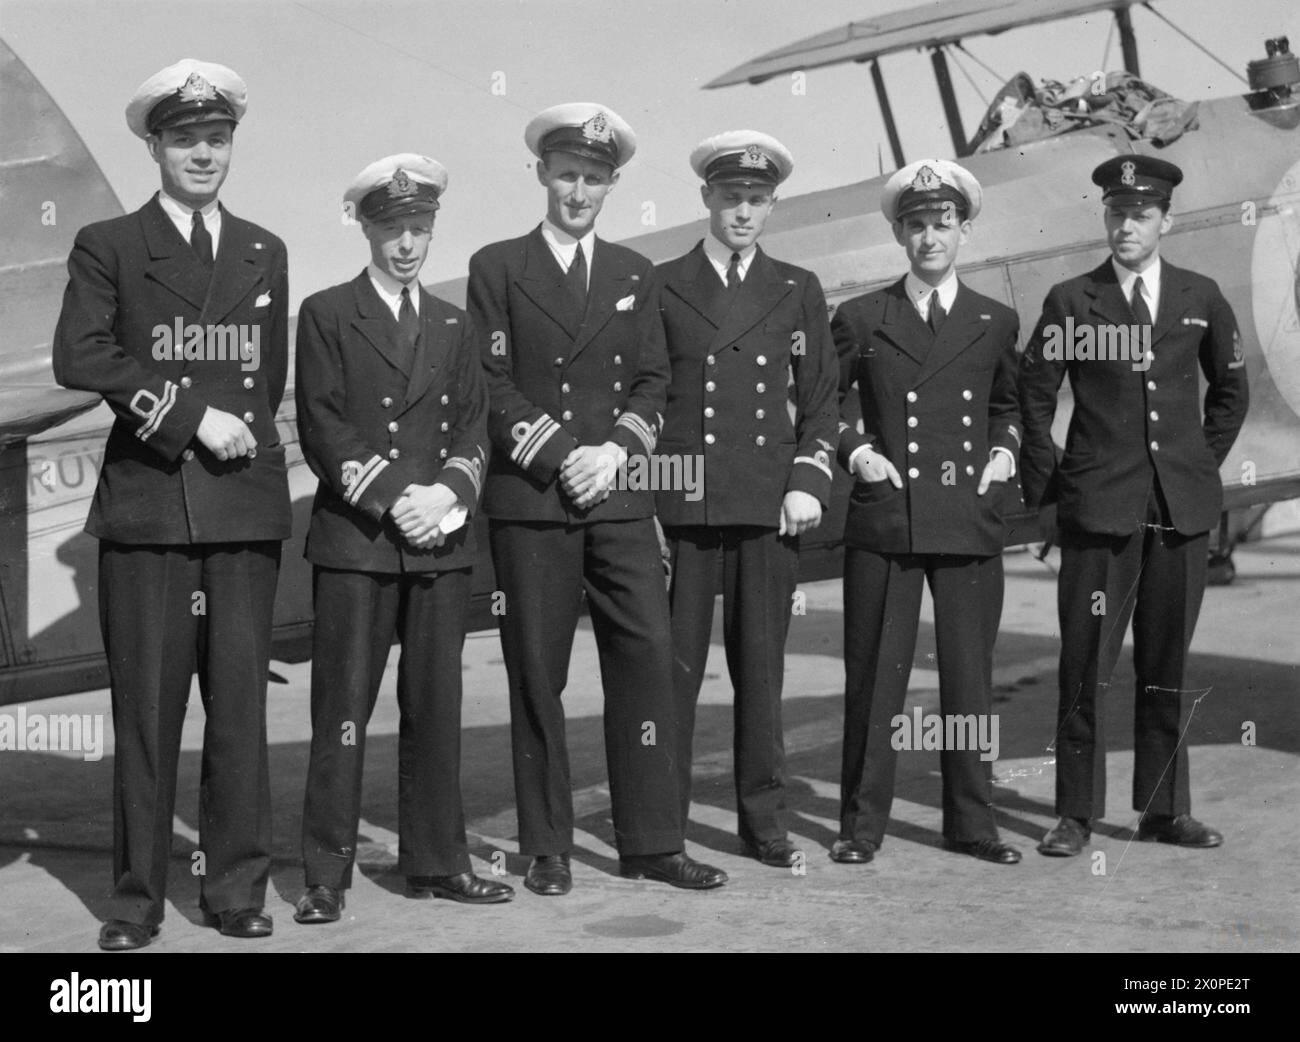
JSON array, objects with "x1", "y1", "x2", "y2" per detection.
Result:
[{"x1": 52, "y1": 59, "x2": 1249, "y2": 950}]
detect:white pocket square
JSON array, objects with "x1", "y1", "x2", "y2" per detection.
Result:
[
  {"x1": 254, "y1": 292, "x2": 272, "y2": 307},
  {"x1": 615, "y1": 294, "x2": 636, "y2": 311}
]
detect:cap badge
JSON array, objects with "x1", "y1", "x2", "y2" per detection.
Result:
[
  {"x1": 912, "y1": 165, "x2": 941, "y2": 192},
  {"x1": 1120, "y1": 160, "x2": 1137, "y2": 187},
  {"x1": 177, "y1": 72, "x2": 218, "y2": 103},
  {"x1": 581, "y1": 112, "x2": 613, "y2": 143},
  {"x1": 387, "y1": 168, "x2": 416, "y2": 198},
  {"x1": 739, "y1": 144, "x2": 769, "y2": 169}
]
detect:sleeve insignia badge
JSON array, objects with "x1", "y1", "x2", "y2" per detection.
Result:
[{"x1": 341, "y1": 460, "x2": 363, "y2": 488}]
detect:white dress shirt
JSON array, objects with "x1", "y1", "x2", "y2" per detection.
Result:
[
  {"x1": 703, "y1": 235, "x2": 757, "y2": 287},
  {"x1": 1112, "y1": 254, "x2": 1161, "y2": 322},
  {"x1": 541, "y1": 218, "x2": 595, "y2": 290},
  {"x1": 367, "y1": 262, "x2": 421, "y2": 321},
  {"x1": 158, "y1": 190, "x2": 221, "y2": 257},
  {"x1": 903, "y1": 269, "x2": 959, "y2": 322}
]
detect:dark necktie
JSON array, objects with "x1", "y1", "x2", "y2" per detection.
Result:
[
  {"x1": 568, "y1": 242, "x2": 588, "y2": 312},
  {"x1": 726, "y1": 251, "x2": 741, "y2": 291},
  {"x1": 927, "y1": 290, "x2": 946, "y2": 335},
  {"x1": 190, "y1": 210, "x2": 213, "y2": 268},
  {"x1": 1130, "y1": 275, "x2": 1153, "y2": 328},
  {"x1": 397, "y1": 286, "x2": 419, "y2": 372}
]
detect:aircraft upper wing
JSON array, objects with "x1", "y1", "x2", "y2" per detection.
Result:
[
  {"x1": 705, "y1": 0, "x2": 1155, "y2": 87},
  {"x1": 0, "y1": 39, "x2": 121, "y2": 449}
]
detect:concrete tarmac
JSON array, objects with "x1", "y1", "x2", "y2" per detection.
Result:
[{"x1": 1, "y1": 536, "x2": 1296, "y2": 953}]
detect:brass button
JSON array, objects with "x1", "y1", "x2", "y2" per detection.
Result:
[
  {"x1": 562, "y1": 410, "x2": 573, "y2": 421},
  {"x1": 440, "y1": 421, "x2": 449, "y2": 432},
  {"x1": 707, "y1": 355, "x2": 716, "y2": 366},
  {"x1": 907, "y1": 416, "x2": 918, "y2": 428},
  {"x1": 961, "y1": 415, "x2": 972, "y2": 427},
  {"x1": 554, "y1": 357, "x2": 564, "y2": 366},
  {"x1": 755, "y1": 409, "x2": 765, "y2": 419},
  {"x1": 963, "y1": 441, "x2": 972, "y2": 452},
  {"x1": 182, "y1": 448, "x2": 195, "y2": 461},
  {"x1": 755, "y1": 435, "x2": 766, "y2": 446},
  {"x1": 1150, "y1": 440, "x2": 1159, "y2": 452},
  {"x1": 614, "y1": 354, "x2": 622, "y2": 365},
  {"x1": 439, "y1": 448, "x2": 448, "y2": 459},
  {"x1": 389, "y1": 448, "x2": 400, "y2": 460},
  {"x1": 243, "y1": 411, "x2": 255, "y2": 423},
  {"x1": 562, "y1": 383, "x2": 571, "y2": 393},
  {"x1": 704, "y1": 433, "x2": 716, "y2": 445},
  {"x1": 243, "y1": 376, "x2": 254, "y2": 390},
  {"x1": 756, "y1": 355, "x2": 767, "y2": 366},
  {"x1": 180, "y1": 376, "x2": 192, "y2": 389},
  {"x1": 612, "y1": 408, "x2": 621, "y2": 417},
  {"x1": 705, "y1": 381, "x2": 716, "y2": 392},
  {"x1": 704, "y1": 407, "x2": 715, "y2": 418},
  {"x1": 906, "y1": 391, "x2": 917, "y2": 403},
  {"x1": 440, "y1": 394, "x2": 449, "y2": 405},
  {"x1": 965, "y1": 464, "x2": 975, "y2": 476},
  {"x1": 382, "y1": 397, "x2": 394, "y2": 408},
  {"x1": 908, "y1": 442, "x2": 918, "y2": 453},
  {"x1": 613, "y1": 381, "x2": 622, "y2": 391},
  {"x1": 1149, "y1": 410, "x2": 1159, "y2": 422},
  {"x1": 962, "y1": 389, "x2": 973, "y2": 401},
  {"x1": 908, "y1": 467, "x2": 919, "y2": 479},
  {"x1": 1146, "y1": 381, "x2": 1156, "y2": 391},
  {"x1": 388, "y1": 421, "x2": 399, "y2": 433},
  {"x1": 756, "y1": 382, "x2": 766, "y2": 393}
]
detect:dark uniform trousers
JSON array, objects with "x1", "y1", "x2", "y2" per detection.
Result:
[
  {"x1": 832, "y1": 278, "x2": 1023, "y2": 847},
  {"x1": 840, "y1": 549, "x2": 1002, "y2": 844},
  {"x1": 469, "y1": 228, "x2": 685, "y2": 859},
  {"x1": 53, "y1": 197, "x2": 293, "y2": 925},
  {"x1": 1018, "y1": 259, "x2": 1248, "y2": 820},
  {"x1": 100, "y1": 541, "x2": 280, "y2": 924},
  {"x1": 490, "y1": 518, "x2": 681, "y2": 857},
  {"x1": 665, "y1": 526, "x2": 797, "y2": 840},
  {"x1": 1054, "y1": 481, "x2": 1205, "y2": 820},
  {"x1": 294, "y1": 273, "x2": 489, "y2": 885},
  {"x1": 302, "y1": 567, "x2": 472, "y2": 884}
]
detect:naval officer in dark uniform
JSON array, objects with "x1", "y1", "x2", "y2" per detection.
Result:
[
  {"x1": 52, "y1": 59, "x2": 291, "y2": 948},
  {"x1": 655, "y1": 132, "x2": 838, "y2": 866},
  {"x1": 292, "y1": 155, "x2": 510, "y2": 925},
  {"x1": 831, "y1": 159, "x2": 1023, "y2": 866},
  {"x1": 467, "y1": 103, "x2": 726, "y2": 895},
  {"x1": 1020, "y1": 156, "x2": 1249, "y2": 856}
]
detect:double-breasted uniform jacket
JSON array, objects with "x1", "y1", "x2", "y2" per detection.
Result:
[
  {"x1": 1018, "y1": 259, "x2": 1249, "y2": 535},
  {"x1": 468, "y1": 226, "x2": 668, "y2": 520},
  {"x1": 654, "y1": 242, "x2": 838, "y2": 525},
  {"x1": 294, "y1": 272, "x2": 487, "y2": 572},
  {"x1": 52, "y1": 194, "x2": 291, "y2": 542},
  {"x1": 832, "y1": 278, "x2": 1022, "y2": 556}
]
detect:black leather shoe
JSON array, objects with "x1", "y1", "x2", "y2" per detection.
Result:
[
  {"x1": 829, "y1": 838, "x2": 877, "y2": 864},
  {"x1": 97, "y1": 920, "x2": 159, "y2": 951},
  {"x1": 294, "y1": 885, "x2": 344, "y2": 924},
  {"x1": 524, "y1": 854, "x2": 572, "y2": 896},
  {"x1": 202, "y1": 908, "x2": 273, "y2": 938},
  {"x1": 408, "y1": 872, "x2": 515, "y2": 904},
  {"x1": 945, "y1": 838, "x2": 1022, "y2": 864},
  {"x1": 619, "y1": 851, "x2": 728, "y2": 889},
  {"x1": 1137, "y1": 813, "x2": 1223, "y2": 848},
  {"x1": 1038, "y1": 817, "x2": 1091, "y2": 857},
  {"x1": 744, "y1": 836, "x2": 802, "y2": 867}
]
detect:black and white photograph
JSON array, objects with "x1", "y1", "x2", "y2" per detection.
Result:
[{"x1": 0, "y1": 0, "x2": 1295, "y2": 984}]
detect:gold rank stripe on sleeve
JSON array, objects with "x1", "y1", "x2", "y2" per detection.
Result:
[
  {"x1": 441, "y1": 455, "x2": 483, "y2": 500},
  {"x1": 511, "y1": 414, "x2": 561, "y2": 470},
  {"x1": 793, "y1": 453, "x2": 835, "y2": 481},
  {"x1": 344, "y1": 454, "x2": 389, "y2": 507},
  {"x1": 1006, "y1": 424, "x2": 1022, "y2": 447},
  {"x1": 130, "y1": 380, "x2": 179, "y2": 443},
  {"x1": 614, "y1": 411, "x2": 657, "y2": 454}
]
